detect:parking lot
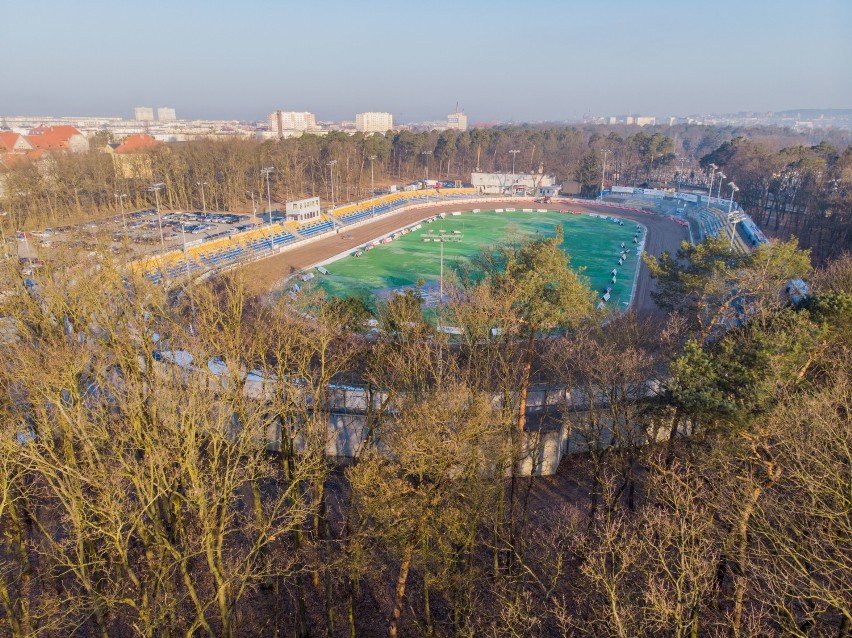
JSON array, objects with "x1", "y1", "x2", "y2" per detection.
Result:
[
  {"x1": 115, "y1": 210, "x2": 252, "y2": 246},
  {"x1": 15, "y1": 209, "x2": 255, "y2": 262}
]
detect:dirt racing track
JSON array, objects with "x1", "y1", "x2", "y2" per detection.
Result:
[{"x1": 237, "y1": 200, "x2": 689, "y2": 317}]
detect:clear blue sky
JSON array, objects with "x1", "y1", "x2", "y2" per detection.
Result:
[{"x1": 3, "y1": 0, "x2": 850, "y2": 122}]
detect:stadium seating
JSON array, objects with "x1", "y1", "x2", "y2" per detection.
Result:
[
  {"x1": 328, "y1": 188, "x2": 478, "y2": 226},
  {"x1": 337, "y1": 209, "x2": 373, "y2": 224},
  {"x1": 139, "y1": 188, "x2": 482, "y2": 284},
  {"x1": 293, "y1": 216, "x2": 335, "y2": 238},
  {"x1": 137, "y1": 222, "x2": 298, "y2": 283},
  {"x1": 679, "y1": 205, "x2": 751, "y2": 255}
]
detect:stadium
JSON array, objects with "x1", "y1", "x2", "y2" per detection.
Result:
[
  {"x1": 244, "y1": 195, "x2": 694, "y2": 317},
  {"x1": 130, "y1": 162, "x2": 775, "y2": 325},
  {"x1": 122, "y1": 187, "x2": 716, "y2": 477}
]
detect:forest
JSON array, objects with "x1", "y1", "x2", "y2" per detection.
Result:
[
  {"x1": 2, "y1": 123, "x2": 850, "y2": 260},
  {"x1": 0, "y1": 227, "x2": 849, "y2": 637},
  {"x1": 699, "y1": 136, "x2": 852, "y2": 260}
]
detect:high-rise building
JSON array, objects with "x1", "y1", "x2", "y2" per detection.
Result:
[
  {"x1": 157, "y1": 107, "x2": 177, "y2": 122},
  {"x1": 134, "y1": 107, "x2": 154, "y2": 122},
  {"x1": 447, "y1": 109, "x2": 467, "y2": 131},
  {"x1": 355, "y1": 112, "x2": 393, "y2": 133},
  {"x1": 267, "y1": 110, "x2": 318, "y2": 136}
]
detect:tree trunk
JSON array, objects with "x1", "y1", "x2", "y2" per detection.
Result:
[
  {"x1": 727, "y1": 485, "x2": 763, "y2": 638},
  {"x1": 348, "y1": 589, "x2": 357, "y2": 638},
  {"x1": 388, "y1": 541, "x2": 415, "y2": 638},
  {"x1": 664, "y1": 406, "x2": 682, "y2": 468},
  {"x1": 284, "y1": 451, "x2": 311, "y2": 638},
  {"x1": 690, "y1": 602, "x2": 700, "y2": 638},
  {"x1": 0, "y1": 578, "x2": 23, "y2": 638},
  {"x1": 423, "y1": 571, "x2": 433, "y2": 636},
  {"x1": 516, "y1": 329, "x2": 536, "y2": 435}
]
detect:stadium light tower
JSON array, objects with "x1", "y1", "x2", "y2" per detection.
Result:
[
  {"x1": 727, "y1": 182, "x2": 742, "y2": 249},
  {"x1": 369, "y1": 155, "x2": 377, "y2": 217},
  {"x1": 599, "y1": 149, "x2": 610, "y2": 201},
  {"x1": 509, "y1": 149, "x2": 520, "y2": 175},
  {"x1": 179, "y1": 216, "x2": 187, "y2": 255},
  {"x1": 707, "y1": 163, "x2": 718, "y2": 205},
  {"x1": 196, "y1": 181, "x2": 207, "y2": 213},
  {"x1": 261, "y1": 166, "x2": 274, "y2": 226},
  {"x1": 716, "y1": 172, "x2": 726, "y2": 200},
  {"x1": 115, "y1": 193, "x2": 128, "y2": 234},
  {"x1": 440, "y1": 238, "x2": 444, "y2": 303},
  {"x1": 422, "y1": 150, "x2": 432, "y2": 203},
  {"x1": 727, "y1": 182, "x2": 739, "y2": 214},
  {"x1": 439, "y1": 232, "x2": 462, "y2": 307},
  {"x1": 147, "y1": 182, "x2": 165, "y2": 252},
  {"x1": 677, "y1": 156, "x2": 687, "y2": 192},
  {"x1": 20, "y1": 231, "x2": 32, "y2": 267},
  {"x1": 327, "y1": 160, "x2": 337, "y2": 210},
  {"x1": 246, "y1": 191, "x2": 257, "y2": 216}
]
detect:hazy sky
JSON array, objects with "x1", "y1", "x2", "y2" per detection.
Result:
[{"x1": 3, "y1": 0, "x2": 851, "y2": 122}]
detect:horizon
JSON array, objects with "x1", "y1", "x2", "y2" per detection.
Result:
[
  {"x1": 3, "y1": 107, "x2": 852, "y2": 125},
  {"x1": 3, "y1": 0, "x2": 851, "y2": 121}
]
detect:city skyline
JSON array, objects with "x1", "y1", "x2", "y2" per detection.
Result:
[
  {"x1": 2, "y1": 0, "x2": 851, "y2": 122},
  {"x1": 4, "y1": 108, "x2": 851, "y2": 128}
]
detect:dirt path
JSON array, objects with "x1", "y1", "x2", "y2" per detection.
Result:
[{"x1": 237, "y1": 200, "x2": 687, "y2": 316}]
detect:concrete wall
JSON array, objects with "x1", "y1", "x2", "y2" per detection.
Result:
[
  {"x1": 163, "y1": 344, "x2": 673, "y2": 478},
  {"x1": 249, "y1": 381, "x2": 665, "y2": 477},
  {"x1": 261, "y1": 407, "x2": 567, "y2": 477}
]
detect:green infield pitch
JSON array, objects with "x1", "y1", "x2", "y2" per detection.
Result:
[{"x1": 311, "y1": 210, "x2": 643, "y2": 309}]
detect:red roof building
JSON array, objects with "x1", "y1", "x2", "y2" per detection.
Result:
[
  {"x1": 112, "y1": 133, "x2": 161, "y2": 154},
  {"x1": 26, "y1": 125, "x2": 89, "y2": 153},
  {"x1": 0, "y1": 132, "x2": 33, "y2": 153},
  {"x1": 110, "y1": 134, "x2": 161, "y2": 179}
]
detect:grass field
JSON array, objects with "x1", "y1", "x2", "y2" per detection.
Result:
[{"x1": 311, "y1": 210, "x2": 643, "y2": 309}]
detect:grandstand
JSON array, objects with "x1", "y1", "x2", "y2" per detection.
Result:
[
  {"x1": 137, "y1": 223, "x2": 298, "y2": 284},
  {"x1": 694, "y1": 206, "x2": 725, "y2": 241},
  {"x1": 290, "y1": 215, "x2": 336, "y2": 238},
  {"x1": 136, "y1": 187, "x2": 480, "y2": 284},
  {"x1": 605, "y1": 187, "x2": 765, "y2": 255},
  {"x1": 693, "y1": 205, "x2": 751, "y2": 253},
  {"x1": 329, "y1": 188, "x2": 477, "y2": 225}
]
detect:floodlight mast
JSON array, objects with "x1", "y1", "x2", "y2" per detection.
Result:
[
  {"x1": 727, "y1": 182, "x2": 741, "y2": 249},
  {"x1": 440, "y1": 238, "x2": 444, "y2": 302},
  {"x1": 727, "y1": 182, "x2": 739, "y2": 214},
  {"x1": 261, "y1": 167, "x2": 274, "y2": 226},
  {"x1": 369, "y1": 155, "x2": 377, "y2": 217},
  {"x1": 22, "y1": 232, "x2": 32, "y2": 267},
  {"x1": 115, "y1": 193, "x2": 128, "y2": 234},
  {"x1": 422, "y1": 151, "x2": 432, "y2": 204},
  {"x1": 148, "y1": 183, "x2": 165, "y2": 251},
  {"x1": 326, "y1": 160, "x2": 337, "y2": 210},
  {"x1": 246, "y1": 191, "x2": 257, "y2": 216},
  {"x1": 707, "y1": 163, "x2": 718, "y2": 205},
  {"x1": 438, "y1": 231, "x2": 463, "y2": 315},
  {"x1": 716, "y1": 172, "x2": 726, "y2": 200},
  {"x1": 196, "y1": 181, "x2": 207, "y2": 214},
  {"x1": 677, "y1": 156, "x2": 687, "y2": 191},
  {"x1": 509, "y1": 149, "x2": 520, "y2": 175}
]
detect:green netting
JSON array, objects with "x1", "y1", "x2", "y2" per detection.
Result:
[{"x1": 312, "y1": 210, "x2": 643, "y2": 309}]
